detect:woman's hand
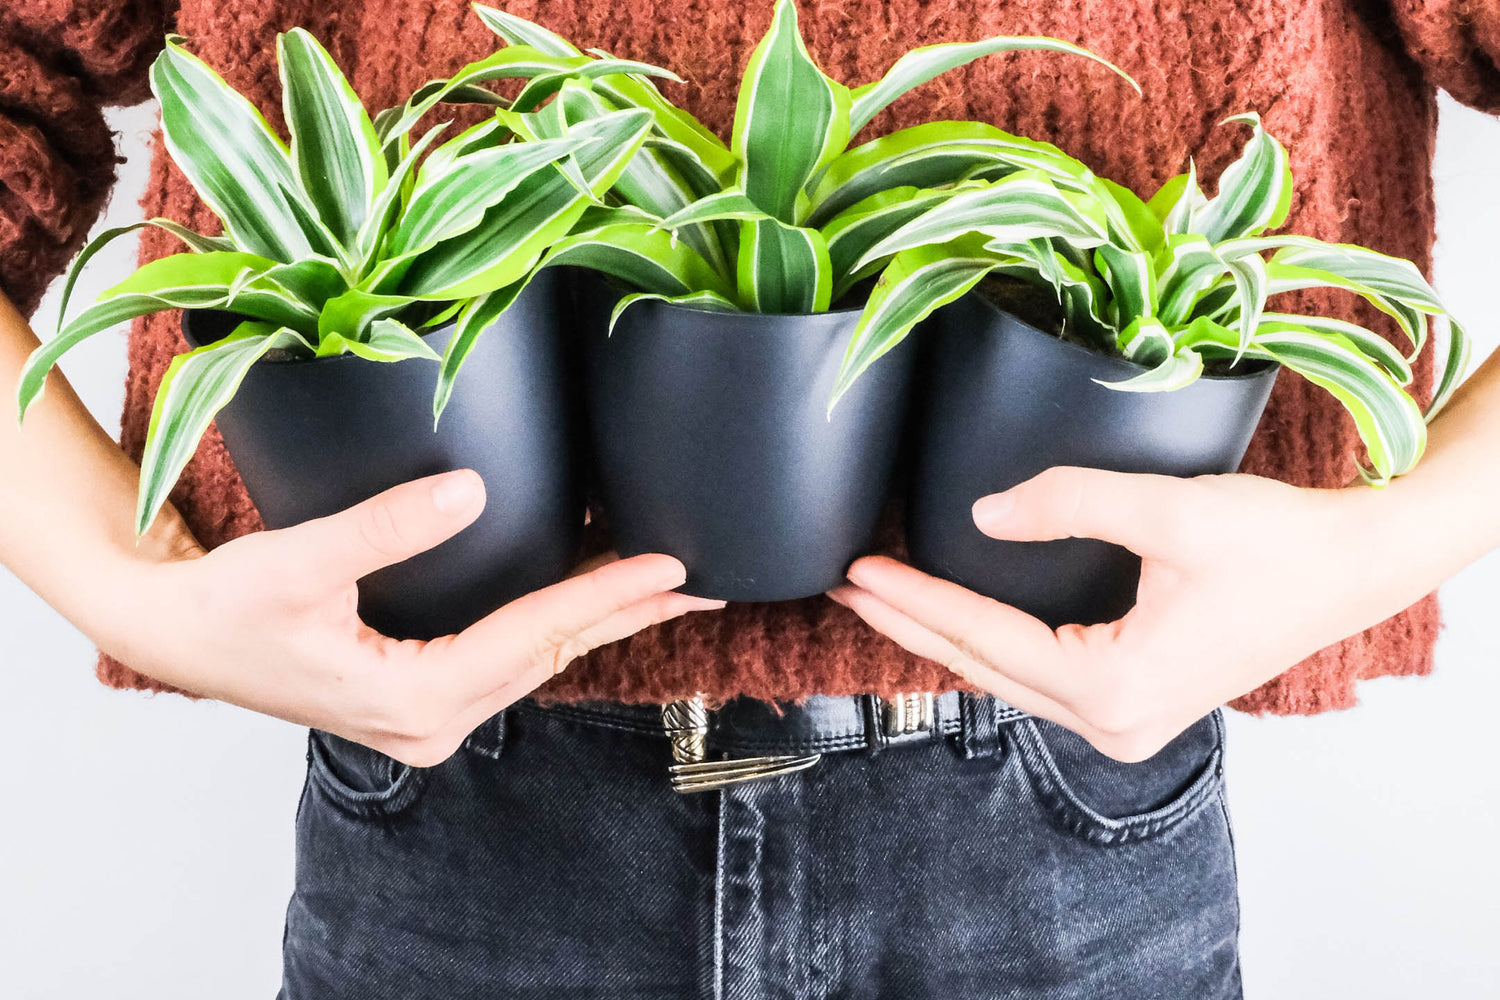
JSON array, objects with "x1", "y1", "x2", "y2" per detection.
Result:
[
  {"x1": 95, "y1": 470, "x2": 721, "y2": 766},
  {"x1": 832, "y1": 465, "x2": 1488, "y2": 763}
]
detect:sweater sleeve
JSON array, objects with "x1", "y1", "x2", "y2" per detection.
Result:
[
  {"x1": 0, "y1": 1, "x2": 167, "y2": 317},
  {"x1": 1386, "y1": 0, "x2": 1500, "y2": 112}
]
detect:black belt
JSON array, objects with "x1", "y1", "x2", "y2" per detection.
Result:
[{"x1": 519, "y1": 692, "x2": 1031, "y2": 793}]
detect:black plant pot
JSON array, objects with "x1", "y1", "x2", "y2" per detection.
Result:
[
  {"x1": 182, "y1": 269, "x2": 582, "y2": 640},
  {"x1": 579, "y1": 276, "x2": 919, "y2": 602},
  {"x1": 907, "y1": 292, "x2": 1279, "y2": 628}
]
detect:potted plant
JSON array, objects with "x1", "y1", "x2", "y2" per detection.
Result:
[
  {"x1": 830, "y1": 113, "x2": 1469, "y2": 626},
  {"x1": 16, "y1": 29, "x2": 656, "y2": 638},
  {"x1": 440, "y1": 1, "x2": 1135, "y2": 601}
]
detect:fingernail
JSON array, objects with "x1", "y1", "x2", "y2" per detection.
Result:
[
  {"x1": 973, "y1": 492, "x2": 1016, "y2": 531},
  {"x1": 432, "y1": 471, "x2": 482, "y2": 514},
  {"x1": 653, "y1": 560, "x2": 689, "y2": 591}
]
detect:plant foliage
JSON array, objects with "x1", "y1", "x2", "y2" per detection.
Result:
[
  {"x1": 834, "y1": 113, "x2": 1469, "y2": 483},
  {"x1": 19, "y1": 29, "x2": 652, "y2": 533}
]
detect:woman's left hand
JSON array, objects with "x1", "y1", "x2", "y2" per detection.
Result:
[{"x1": 830, "y1": 466, "x2": 1459, "y2": 762}]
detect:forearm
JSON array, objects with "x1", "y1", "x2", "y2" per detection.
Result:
[
  {"x1": 0, "y1": 293, "x2": 197, "y2": 653},
  {"x1": 1350, "y1": 346, "x2": 1500, "y2": 604}
]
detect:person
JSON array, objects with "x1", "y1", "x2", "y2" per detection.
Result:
[{"x1": 3, "y1": 1, "x2": 1498, "y2": 996}]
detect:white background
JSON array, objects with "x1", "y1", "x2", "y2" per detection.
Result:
[{"x1": 1, "y1": 97, "x2": 1498, "y2": 997}]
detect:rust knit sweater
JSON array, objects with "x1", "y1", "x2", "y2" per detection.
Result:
[{"x1": 4, "y1": 0, "x2": 1498, "y2": 714}]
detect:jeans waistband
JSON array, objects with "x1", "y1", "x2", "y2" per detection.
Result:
[{"x1": 496, "y1": 692, "x2": 1031, "y2": 762}]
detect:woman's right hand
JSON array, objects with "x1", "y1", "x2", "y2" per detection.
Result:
[{"x1": 98, "y1": 469, "x2": 721, "y2": 766}]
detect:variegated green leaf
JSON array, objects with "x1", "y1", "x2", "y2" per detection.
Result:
[
  {"x1": 137, "y1": 324, "x2": 311, "y2": 533},
  {"x1": 543, "y1": 218, "x2": 731, "y2": 299},
  {"x1": 1095, "y1": 244, "x2": 1156, "y2": 325},
  {"x1": 823, "y1": 186, "x2": 954, "y2": 297},
  {"x1": 470, "y1": 4, "x2": 583, "y2": 56},
  {"x1": 395, "y1": 109, "x2": 653, "y2": 299},
  {"x1": 1195, "y1": 112, "x2": 1292, "y2": 242},
  {"x1": 850, "y1": 35, "x2": 1137, "y2": 134},
  {"x1": 853, "y1": 171, "x2": 1108, "y2": 270},
  {"x1": 1100, "y1": 338, "x2": 1203, "y2": 392},
  {"x1": 732, "y1": 0, "x2": 851, "y2": 224},
  {"x1": 277, "y1": 28, "x2": 386, "y2": 251},
  {"x1": 610, "y1": 289, "x2": 740, "y2": 335},
  {"x1": 809, "y1": 121, "x2": 1095, "y2": 227},
  {"x1": 51, "y1": 218, "x2": 231, "y2": 341},
  {"x1": 1148, "y1": 161, "x2": 1209, "y2": 237},
  {"x1": 150, "y1": 40, "x2": 321, "y2": 262},
  {"x1": 317, "y1": 318, "x2": 441, "y2": 362},
  {"x1": 433, "y1": 275, "x2": 531, "y2": 420},
  {"x1": 1256, "y1": 313, "x2": 1412, "y2": 384},
  {"x1": 1155, "y1": 234, "x2": 1227, "y2": 325},
  {"x1": 18, "y1": 251, "x2": 325, "y2": 422},
  {"x1": 737, "y1": 217, "x2": 833, "y2": 313},
  {"x1": 1223, "y1": 249, "x2": 1268, "y2": 362},
  {"x1": 354, "y1": 122, "x2": 449, "y2": 274},
  {"x1": 831, "y1": 235, "x2": 996, "y2": 408},
  {"x1": 388, "y1": 136, "x2": 595, "y2": 256}
]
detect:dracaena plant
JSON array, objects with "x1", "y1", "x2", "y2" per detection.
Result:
[
  {"x1": 834, "y1": 113, "x2": 1470, "y2": 483},
  {"x1": 428, "y1": 1, "x2": 1136, "y2": 332},
  {"x1": 17, "y1": 29, "x2": 653, "y2": 535}
]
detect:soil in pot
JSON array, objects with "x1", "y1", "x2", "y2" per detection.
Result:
[
  {"x1": 182, "y1": 268, "x2": 583, "y2": 640},
  {"x1": 577, "y1": 273, "x2": 920, "y2": 602},
  {"x1": 906, "y1": 289, "x2": 1278, "y2": 628}
]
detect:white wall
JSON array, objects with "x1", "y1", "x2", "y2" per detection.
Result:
[{"x1": 1, "y1": 97, "x2": 1497, "y2": 997}]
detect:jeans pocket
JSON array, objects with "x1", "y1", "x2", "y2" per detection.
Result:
[
  {"x1": 1011, "y1": 711, "x2": 1225, "y2": 845},
  {"x1": 305, "y1": 729, "x2": 429, "y2": 820}
]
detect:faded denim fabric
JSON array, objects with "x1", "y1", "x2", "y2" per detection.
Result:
[{"x1": 280, "y1": 699, "x2": 1239, "y2": 999}]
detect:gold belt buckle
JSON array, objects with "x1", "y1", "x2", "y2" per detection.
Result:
[{"x1": 661, "y1": 694, "x2": 821, "y2": 794}]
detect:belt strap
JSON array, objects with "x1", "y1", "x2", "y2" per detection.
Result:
[{"x1": 512, "y1": 692, "x2": 1026, "y2": 761}]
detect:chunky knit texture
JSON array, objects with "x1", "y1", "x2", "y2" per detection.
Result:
[{"x1": 4, "y1": 0, "x2": 1497, "y2": 714}]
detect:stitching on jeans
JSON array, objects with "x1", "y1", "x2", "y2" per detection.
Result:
[{"x1": 1012, "y1": 718, "x2": 1226, "y2": 845}]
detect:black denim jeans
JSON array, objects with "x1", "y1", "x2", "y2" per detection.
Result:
[{"x1": 280, "y1": 698, "x2": 1240, "y2": 999}]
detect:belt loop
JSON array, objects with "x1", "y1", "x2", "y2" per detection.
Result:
[
  {"x1": 462, "y1": 709, "x2": 508, "y2": 760},
  {"x1": 861, "y1": 694, "x2": 886, "y2": 756},
  {"x1": 959, "y1": 693, "x2": 1002, "y2": 760}
]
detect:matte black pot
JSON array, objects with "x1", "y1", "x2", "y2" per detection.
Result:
[
  {"x1": 907, "y1": 292, "x2": 1279, "y2": 628},
  {"x1": 580, "y1": 276, "x2": 919, "y2": 602},
  {"x1": 182, "y1": 269, "x2": 582, "y2": 640}
]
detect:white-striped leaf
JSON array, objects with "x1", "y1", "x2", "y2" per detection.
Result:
[
  {"x1": 543, "y1": 219, "x2": 732, "y2": 299},
  {"x1": 1195, "y1": 112, "x2": 1292, "y2": 242},
  {"x1": 277, "y1": 28, "x2": 386, "y2": 251},
  {"x1": 354, "y1": 122, "x2": 449, "y2": 274},
  {"x1": 137, "y1": 324, "x2": 311, "y2": 533},
  {"x1": 853, "y1": 171, "x2": 1108, "y2": 271},
  {"x1": 1155, "y1": 235, "x2": 1227, "y2": 324},
  {"x1": 150, "y1": 40, "x2": 320, "y2": 262},
  {"x1": 394, "y1": 109, "x2": 653, "y2": 299},
  {"x1": 470, "y1": 4, "x2": 583, "y2": 56},
  {"x1": 1148, "y1": 161, "x2": 1209, "y2": 237},
  {"x1": 737, "y1": 217, "x2": 832, "y2": 313},
  {"x1": 732, "y1": 0, "x2": 851, "y2": 224},
  {"x1": 850, "y1": 35, "x2": 1138, "y2": 134},
  {"x1": 609, "y1": 289, "x2": 740, "y2": 335},
  {"x1": 823, "y1": 186, "x2": 954, "y2": 297},
  {"x1": 808, "y1": 120, "x2": 1096, "y2": 226},
  {"x1": 388, "y1": 136, "x2": 595, "y2": 256},
  {"x1": 317, "y1": 318, "x2": 441, "y2": 362},
  {"x1": 51, "y1": 218, "x2": 231, "y2": 341},
  {"x1": 831, "y1": 236, "x2": 997, "y2": 408},
  {"x1": 1223, "y1": 249, "x2": 1268, "y2": 362},
  {"x1": 1095, "y1": 244, "x2": 1156, "y2": 325}
]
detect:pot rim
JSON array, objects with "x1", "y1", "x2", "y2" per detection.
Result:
[{"x1": 966, "y1": 290, "x2": 1279, "y2": 384}]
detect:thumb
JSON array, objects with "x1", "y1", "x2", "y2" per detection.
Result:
[
  {"x1": 269, "y1": 470, "x2": 487, "y2": 591},
  {"x1": 971, "y1": 466, "x2": 1191, "y2": 560}
]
